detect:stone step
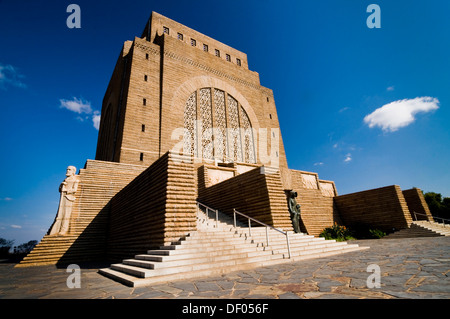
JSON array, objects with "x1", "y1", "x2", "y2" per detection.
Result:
[
  {"x1": 124, "y1": 249, "x2": 280, "y2": 270},
  {"x1": 384, "y1": 223, "x2": 446, "y2": 239},
  {"x1": 99, "y1": 245, "x2": 369, "y2": 287},
  {"x1": 99, "y1": 205, "x2": 369, "y2": 287},
  {"x1": 412, "y1": 221, "x2": 450, "y2": 235},
  {"x1": 100, "y1": 228, "x2": 366, "y2": 285},
  {"x1": 109, "y1": 252, "x2": 285, "y2": 279},
  {"x1": 180, "y1": 231, "x2": 314, "y2": 243},
  {"x1": 143, "y1": 238, "x2": 346, "y2": 265},
  {"x1": 195, "y1": 225, "x2": 306, "y2": 237},
  {"x1": 136, "y1": 245, "x2": 273, "y2": 263},
  {"x1": 160, "y1": 233, "x2": 326, "y2": 252},
  {"x1": 99, "y1": 258, "x2": 283, "y2": 287}
]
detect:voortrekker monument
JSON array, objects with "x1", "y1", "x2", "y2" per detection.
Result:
[{"x1": 18, "y1": 12, "x2": 434, "y2": 287}]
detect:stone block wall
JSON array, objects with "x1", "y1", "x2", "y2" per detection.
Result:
[
  {"x1": 107, "y1": 152, "x2": 196, "y2": 261},
  {"x1": 95, "y1": 12, "x2": 290, "y2": 177},
  {"x1": 402, "y1": 188, "x2": 433, "y2": 221},
  {"x1": 198, "y1": 166, "x2": 293, "y2": 231},
  {"x1": 288, "y1": 169, "x2": 340, "y2": 236},
  {"x1": 334, "y1": 185, "x2": 413, "y2": 232}
]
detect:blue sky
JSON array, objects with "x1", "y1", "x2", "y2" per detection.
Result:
[{"x1": 1, "y1": 0, "x2": 449, "y2": 245}]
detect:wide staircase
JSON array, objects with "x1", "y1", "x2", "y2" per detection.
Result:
[
  {"x1": 384, "y1": 220, "x2": 450, "y2": 239},
  {"x1": 17, "y1": 160, "x2": 146, "y2": 267},
  {"x1": 99, "y1": 205, "x2": 369, "y2": 287}
]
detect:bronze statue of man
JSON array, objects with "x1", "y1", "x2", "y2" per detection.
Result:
[{"x1": 287, "y1": 190, "x2": 301, "y2": 233}]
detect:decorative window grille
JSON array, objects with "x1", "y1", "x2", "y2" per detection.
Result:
[
  {"x1": 227, "y1": 95, "x2": 243, "y2": 162},
  {"x1": 183, "y1": 87, "x2": 255, "y2": 164},
  {"x1": 214, "y1": 89, "x2": 227, "y2": 161},
  {"x1": 199, "y1": 88, "x2": 213, "y2": 160},
  {"x1": 183, "y1": 92, "x2": 197, "y2": 156},
  {"x1": 240, "y1": 106, "x2": 256, "y2": 163}
]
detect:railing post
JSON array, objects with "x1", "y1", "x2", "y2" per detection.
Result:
[
  {"x1": 286, "y1": 233, "x2": 291, "y2": 259},
  {"x1": 265, "y1": 227, "x2": 269, "y2": 247},
  {"x1": 248, "y1": 218, "x2": 251, "y2": 237},
  {"x1": 413, "y1": 211, "x2": 417, "y2": 221},
  {"x1": 233, "y1": 209, "x2": 237, "y2": 228},
  {"x1": 215, "y1": 209, "x2": 218, "y2": 228}
]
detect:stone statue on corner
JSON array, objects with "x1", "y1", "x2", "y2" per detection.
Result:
[
  {"x1": 287, "y1": 190, "x2": 301, "y2": 233},
  {"x1": 48, "y1": 166, "x2": 80, "y2": 236}
]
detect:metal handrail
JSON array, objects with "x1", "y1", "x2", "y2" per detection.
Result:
[
  {"x1": 197, "y1": 201, "x2": 218, "y2": 228},
  {"x1": 233, "y1": 208, "x2": 291, "y2": 259},
  {"x1": 413, "y1": 211, "x2": 450, "y2": 227}
]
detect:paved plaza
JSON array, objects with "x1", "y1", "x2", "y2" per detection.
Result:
[{"x1": 0, "y1": 237, "x2": 449, "y2": 300}]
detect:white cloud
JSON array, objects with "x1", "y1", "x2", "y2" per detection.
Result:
[
  {"x1": 386, "y1": 86, "x2": 395, "y2": 91},
  {"x1": 0, "y1": 63, "x2": 26, "y2": 89},
  {"x1": 59, "y1": 97, "x2": 100, "y2": 130},
  {"x1": 363, "y1": 97, "x2": 439, "y2": 133},
  {"x1": 344, "y1": 153, "x2": 352, "y2": 163},
  {"x1": 339, "y1": 106, "x2": 350, "y2": 113},
  {"x1": 60, "y1": 97, "x2": 92, "y2": 114},
  {"x1": 92, "y1": 111, "x2": 101, "y2": 130},
  {"x1": 0, "y1": 197, "x2": 13, "y2": 201},
  {"x1": 11, "y1": 225, "x2": 22, "y2": 229},
  {"x1": 313, "y1": 162, "x2": 324, "y2": 166}
]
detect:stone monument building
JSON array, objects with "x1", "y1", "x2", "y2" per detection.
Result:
[{"x1": 19, "y1": 13, "x2": 433, "y2": 283}]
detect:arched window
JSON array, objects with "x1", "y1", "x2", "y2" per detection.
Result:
[{"x1": 183, "y1": 87, "x2": 256, "y2": 164}]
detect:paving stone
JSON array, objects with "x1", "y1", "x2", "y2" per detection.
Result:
[
  {"x1": 411, "y1": 283, "x2": 450, "y2": 293},
  {"x1": 314, "y1": 269, "x2": 342, "y2": 277},
  {"x1": 276, "y1": 283, "x2": 310, "y2": 293},
  {"x1": 302, "y1": 291, "x2": 324, "y2": 298},
  {"x1": 192, "y1": 290, "x2": 229, "y2": 298},
  {"x1": 237, "y1": 276, "x2": 260, "y2": 283},
  {"x1": 134, "y1": 290, "x2": 176, "y2": 299},
  {"x1": 152, "y1": 284, "x2": 183, "y2": 295},
  {"x1": 278, "y1": 292, "x2": 301, "y2": 299},
  {"x1": 244, "y1": 294, "x2": 277, "y2": 299},
  {"x1": 0, "y1": 237, "x2": 449, "y2": 299},
  {"x1": 349, "y1": 278, "x2": 368, "y2": 288},
  {"x1": 231, "y1": 289, "x2": 251, "y2": 297},
  {"x1": 419, "y1": 258, "x2": 440, "y2": 265},
  {"x1": 169, "y1": 282, "x2": 197, "y2": 292},
  {"x1": 194, "y1": 281, "x2": 222, "y2": 292},
  {"x1": 315, "y1": 293, "x2": 360, "y2": 299},
  {"x1": 215, "y1": 280, "x2": 235, "y2": 290},
  {"x1": 316, "y1": 279, "x2": 345, "y2": 292}
]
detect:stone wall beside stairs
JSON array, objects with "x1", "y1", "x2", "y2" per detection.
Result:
[
  {"x1": 402, "y1": 188, "x2": 433, "y2": 221},
  {"x1": 198, "y1": 166, "x2": 293, "y2": 231},
  {"x1": 334, "y1": 185, "x2": 413, "y2": 233},
  {"x1": 288, "y1": 169, "x2": 340, "y2": 237},
  {"x1": 107, "y1": 152, "x2": 197, "y2": 262}
]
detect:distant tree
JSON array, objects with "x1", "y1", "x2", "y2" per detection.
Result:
[
  {"x1": 13, "y1": 240, "x2": 38, "y2": 255},
  {"x1": 0, "y1": 238, "x2": 14, "y2": 258},
  {"x1": 424, "y1": 192, "x2": 450, "y2": 220}
]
